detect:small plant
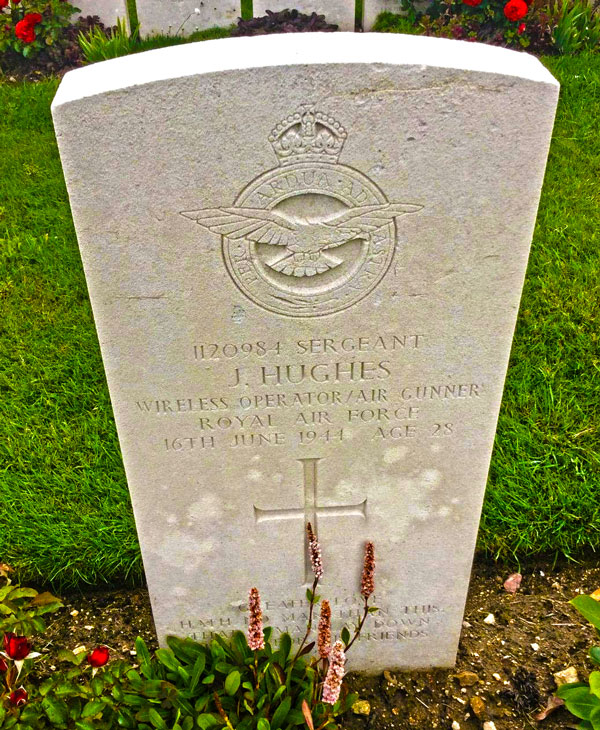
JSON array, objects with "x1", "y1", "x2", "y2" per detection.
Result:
[
  {"x1": 551, "y1": 0, "x2": 600, "y2": 53},
  {"x1": 556, "y1": 589, "x2": 600, "y2": 728},
  {"x1": 0, "y1": 528, "x2": 376, "y2": 728},
  {"x1": 0, "y1": 0, "x2": 79, "y2": 59},
  {"x1": 78, "y1": 17, "x2": 138, "y2": 63}
]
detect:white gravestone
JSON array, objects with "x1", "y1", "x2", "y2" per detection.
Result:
[
  {"x1": 52, "y1": 33, "x2": 558, "y2": 672},
  {"x1": 363, "y1": 0, "x2": 401, "y2": 29},
  {"x1": 74, "y1": 0, "x2": 128, "y2": 27},
  {"x1": 253, "y1": 0, "x2": 355, "y2": 30},
  {"x1": 136, "y1": 0, "x2": 240, "y2": 36}
]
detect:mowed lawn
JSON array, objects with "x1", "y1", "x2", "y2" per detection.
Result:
[{"x1": 0, "y1": 52, "x2": 598, "y2": 590}]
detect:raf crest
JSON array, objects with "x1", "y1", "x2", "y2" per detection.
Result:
[{"x1": 181, "y1": 108, "x2": 422, "y2": 318}]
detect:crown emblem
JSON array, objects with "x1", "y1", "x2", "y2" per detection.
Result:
[{"x1": 268, "y1": 109, "x2": 347, "y2": 166}]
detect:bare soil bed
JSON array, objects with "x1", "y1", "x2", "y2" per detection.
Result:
[{"x1": 40, "y1": 556, "x2": 600, "y2": 730}]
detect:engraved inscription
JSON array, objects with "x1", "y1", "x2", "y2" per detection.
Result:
[
  {"x1": 254, "y1": 457, "x2": 366, "y2": 584},
  {"x1": 181, "y1": 108, "x2": 423, "y2": 317}
]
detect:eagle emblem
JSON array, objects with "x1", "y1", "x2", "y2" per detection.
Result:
[
  {"x1": 181, "y1": 108, "x2": 422, "y2": 317},
  {"x1": 182, "y1": 203, "x2": 420, "y2": 279}
]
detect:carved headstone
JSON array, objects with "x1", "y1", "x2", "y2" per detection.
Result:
[
  {"x1": 252, "y1": 0, "x2": 356, "y2": 30},
  {"x1": 136, "y1": 0, "x2": 240, "y2": 36},
  {"x1": 52, "y1": 34, "x2": 558, "y2": 671},
  {"x1": 74, "y1": 0, "x2": 128, "y2": 27}
]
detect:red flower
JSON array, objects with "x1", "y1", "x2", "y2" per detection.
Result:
[
  {"x1": 0, "y1": 0, "x2": 9, "y2": 7},
  {"x1": 503, "y1": 0, "x2": 528, "y2": 20},
  {"x1": 9, "y1": 687, "x2": 28, "y2": 707},
  {"x1": 25, "y1": 11, "x2": 42, "y2": 23},
  {"x1": 87, "y1": 646, "x2": 109, "y2": 667},
  {"x1": 463, "y1": 0, "x2": 483, "y2": 6},
  {"x1": 3, "y1": 633, "x2": 31, "y2": 661},
  {"x1": 0, "y1": 656, "x2": 8, "y2": 672},
  {"x1": 517, "y1": 21, "x2": 526, "y2": 32},
  {"x1": 12, "y1": 0, "x2": 22, "y2": 4}
]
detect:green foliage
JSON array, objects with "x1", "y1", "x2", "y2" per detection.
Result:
[
  {"x1": 78, "y1": 18, "x2": 139, "y2": 63},
  {"x1": 551, "y1": 0, "x2": 600, "y2": 54},
  {"x1": 0, "y1": 0, "x2": 79, "y2": 59},
  {"x1": 0, "y1": 566, "x2": 62, "y2": 636},
  {"x1": 77, "y1": 19, "x2": 232, "y2": 64},
  {"x1": 556, "y1": 590, "x2": 600, "y2": 727},
  {"x1": 0, "y1": 565, "x2": 364, "y2": 729},
  {"x1": 375, "y1": 0, "x2": 533, "y2": 47}
]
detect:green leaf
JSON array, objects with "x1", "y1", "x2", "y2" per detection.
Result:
[
  {"x1": 591, "y1": 648, "x2": 600, "y2": 666},
  {"x1": 214, "y1": 661, "x2": 232, "y2": 674},
  {"x1": 340, "y1": 627, "x2": 351, "y2": 645},
  {"x1": 572, "y1": 596, "x2": 600, "y2": 630},
  {"x1": 306, "y1": 589, "x2": 314, "y2": 602},
  {"x1": 202, "y1": 674, "x2": 215, "y2": 685},
  {"x1": 257, "y1": 719, "x2": 271, "y2": 730},
  {"x1": 560, "y1": 686, "x2": 600, "y2": 720},
  {"x1": 190, "y1": 652, "x2": 207, "y2": 693},
  {"x1": 271, "y1": 697, "x2": 292, "y2": 730},
  {"x1": 155, "y1": 648, "x2": 181, "y2": 673},
  {"x1": 149, "y1": 708, "x2": 168, "y2": 729},
  {"x1": 135, "y1": 637, "x2": 151, "y2": 666},
  {"x1": 42, "y1": 696, "x2": 70, "y2": 725},
  {"x1": 590, "y1": 672, "x2": 600, "y2": 699},
  {"x1": 197, "y1": 714, "x2": 219, "y2": 729},
  {"x1": 81, "y1": 700, "x2": 106, "y2": 718},
  {"x1": 278, "y1": 633, "x2": 292, "y2": 665},
  {"x1": 225, "y1": 670, "x2": 241, "y2": 696},
  {"x1": 591, "y1": 707, "x2": 600, "y2": 730},
  {"x1": 557, "y1": 682, "x2": 589, "y2": 697},
  {"x1": 7, "y1": 587, "x2": 38, "y2": 600}
]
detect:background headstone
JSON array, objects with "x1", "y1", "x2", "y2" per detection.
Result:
[
  {"x1": 73, "y1": 0, "x2": 128, "y2": 27},
  {"x1": 136, "y1": 0, "x2": 240, "y2": 36},
  {"x1": 363, "y1": 0, "x2": 430, "y2": 29},
  {"x1": 252, "y1": 0, "x2": 355, "y2": 30},
  {"x1": 52, "y1": 33, "x2": 558, "y2": 672}
]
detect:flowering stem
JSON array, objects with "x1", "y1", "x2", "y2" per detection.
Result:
[
  {"x1": 291, "y1": 575, "x2": 319, "y2": 664},
  {"x1": 344, "y1": 595, "x2": 369, "y2": 652}
]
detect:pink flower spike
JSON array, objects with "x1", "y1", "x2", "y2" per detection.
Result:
[
  {"x1": 307, "y1": 522, "x2": 323, "y2": 579},
  {"x1": 322, "y1": 640, "x2": 346, "y2": 705},
  {"x1": 247, "y1": 587, "x2": 265, "y2": 651},
  {"x1": 318, "y1": 599, "x2": 332, "y2": 659},
  {"x1": 360, "y1": 542, "x2": 375, "y2": 599}
]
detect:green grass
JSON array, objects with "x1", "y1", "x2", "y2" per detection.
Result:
[{"x1": 0, "y1": 54, "x2": 598, "y2": 590}]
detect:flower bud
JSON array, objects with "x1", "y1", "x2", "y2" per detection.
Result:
[
  {"x1": 3, "y1": 633, "x2": 31, "y2": 661},
  {"x1": 9, "y1": 687, "x2": 28, "y2": 707},
  {"x1": 87, "y1": 646, "x2": 110, "y2": 667}
]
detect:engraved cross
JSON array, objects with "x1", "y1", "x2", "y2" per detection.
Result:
[{"x1": 253, "y1": 457, "x2": 367, "y2": 584}]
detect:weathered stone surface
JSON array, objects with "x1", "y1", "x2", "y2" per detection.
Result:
[
  {"x1": 253, "y1": 0, "x2": 355, "y2": 30},
  {"x1": 73, "y1": 0, "x2": 128, "y2": 27},
  {"x1": 52, "y1": 33, "x2": 558, "y2": 672},
  {"x1": 136, "y1": 0, "x2": 240, "y2": 36}
]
